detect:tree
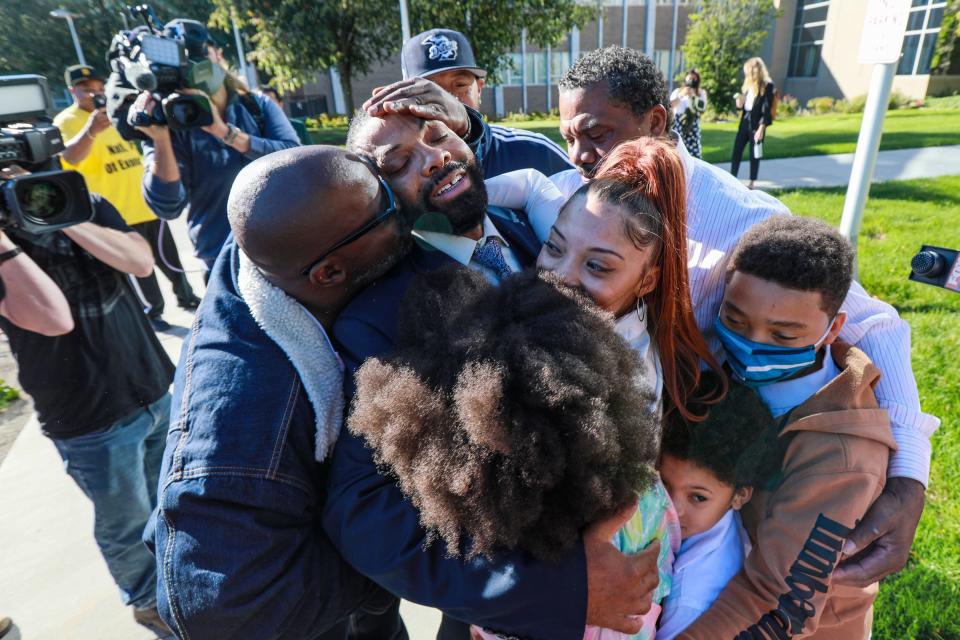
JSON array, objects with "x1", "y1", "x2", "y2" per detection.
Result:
[
  {"x1": 210, "y1": 0, "x2": 401, "y2": 114},
  {"x1": 930, "y1": 0, "x2": 960, "y2": 75},
  {"x1": 211, "y1": 0, "x2": 597, "y2": 113},
  {"x1": 682, "y1": 0, "x2": 778, "y2": 117},
  {"x1": 408, "y1": 0, "x2": 598, "y2": 84},
  {"x1": 0, "y1": 0, "x2": 232, "y2": 98}
]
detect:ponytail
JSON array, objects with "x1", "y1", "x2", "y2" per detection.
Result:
[{"x1": 590, "y1": 138, "x2": 726, "y2": 420}]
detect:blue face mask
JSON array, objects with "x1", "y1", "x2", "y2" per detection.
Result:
[{"x1": 714, "y1": 316, "x2": 834, "y2": 388}]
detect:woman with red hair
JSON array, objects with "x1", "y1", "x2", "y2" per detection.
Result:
[{"x1": 488, "y1": 137, "x2": 725, "y2": 419}]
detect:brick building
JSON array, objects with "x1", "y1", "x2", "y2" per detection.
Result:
[{"x1": 284, "y1": 0, "x2": 959, "y2": 118}]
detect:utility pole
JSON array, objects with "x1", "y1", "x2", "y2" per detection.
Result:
[
  {"x1": 668, "y1": 0, "x2": 679, "y2": 94},
  {"x1": 521, "y1": 28, "x2": 528, "y2": 113},
  {"x1": 545, "y1": 44, "x2": 552, "y2": 111},
  {"x1": 644, "y1": 0, "x2": 656, "y2": 58},
  {"x1": 621, "y1": 0, "x2": 628, "y2": 48},
  {"x1": 399, "y1": 0, "x2": 411, "y2": 43},
  {"x1": 50, "y1": 9, "x2": 86, "y2": 66},
  {"x1": 231, "y1": 11, "x2": 256, "y2": 89}
]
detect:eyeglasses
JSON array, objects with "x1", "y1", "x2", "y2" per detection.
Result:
[{"x1": 299, "y1": 162, "x2": 400, "y2": 276}]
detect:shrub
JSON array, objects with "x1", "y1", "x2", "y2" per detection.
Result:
[
  {"x1": 806, "y1": 96, "x2": 836, "y2": 115},
  {"x1": 304, "y1": 113, "x2": 349, "y2": 129},
  {"x1": 499, "y1": 109, "x2": 561, "y2": 122},
  {"x1": 0, "y1": 379, "x2": 19, "y2": 412},
  {"x1": 777, "y1": 94, "x2": 800, "y2": 117},
  {"x1": 888, "y1": 90, "x2": 912, "y2": 110}
]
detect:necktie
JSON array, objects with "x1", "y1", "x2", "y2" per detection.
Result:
[{"x1": 472, "y1": 236, "x2": 513, "y2": 281}]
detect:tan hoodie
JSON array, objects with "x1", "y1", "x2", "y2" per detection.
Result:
[{"x1": 679, "y1": 342, "x2": 897, "y2": 640}]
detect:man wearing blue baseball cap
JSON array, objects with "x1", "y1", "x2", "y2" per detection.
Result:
[{"x1": 364, "y1": 28, "x2": 573, "y2": 180}]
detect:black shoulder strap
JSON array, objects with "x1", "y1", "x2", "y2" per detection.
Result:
[{"x1": 239, "y1": 93, "x2": 266, "y2": 136}]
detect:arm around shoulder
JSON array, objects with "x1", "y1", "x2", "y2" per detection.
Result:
[{"x1": 680, "y1": 437, "x2": 891, "y2": 639}]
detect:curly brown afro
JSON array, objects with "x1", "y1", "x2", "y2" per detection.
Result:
[{"x1": 348, "y1": 266, "x2": 661, "y2": 561}]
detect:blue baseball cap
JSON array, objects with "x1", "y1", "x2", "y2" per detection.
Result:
[{"x1": 401, "y1": 29, "x2": 487, "y2": 80}]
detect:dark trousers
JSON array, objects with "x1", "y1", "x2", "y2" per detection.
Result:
[
  {"x1": 344, "y1": 598, "x2": 409, "y2": 640},
  {"x1": 437, "y1": 615, "x2": 471, "y2": 640},
  {"x1": 131, "y1": 219, "x2": 196, "y2": 317},
  {"x1": 730, "y1": 119, "x2": 762, "y2": 182}
]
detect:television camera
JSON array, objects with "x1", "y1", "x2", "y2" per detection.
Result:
[
  {"x1": 105, "y1": 4, "x2": 218, "y2": 141},
  {"x1": 0, "y1": 75, "x2": 93, "y2": 235}
]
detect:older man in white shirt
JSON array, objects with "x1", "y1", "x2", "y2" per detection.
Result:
[{"x1": 552, "y1": 46, "x2": 937, "y2": 590}]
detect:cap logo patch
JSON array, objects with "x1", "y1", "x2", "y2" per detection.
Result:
[{"x1": 422, "y1": 34, "x2": 458, "y2": 62}]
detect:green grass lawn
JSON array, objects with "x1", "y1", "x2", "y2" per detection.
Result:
[
  {"x1": 772, "y1": 176, "x2": 960, "y2": 640},
  {"x1": 505, "y1": 108, "x2": 960, "y2": 164},
  {"x1": 310, "y1": 107, "x2": 960, "y2": 163}
]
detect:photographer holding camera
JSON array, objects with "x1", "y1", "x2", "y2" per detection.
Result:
[
  {"x1": 133, "y1": 19, "x2": 299, "y2": 273},
  {"x1": 1, "y1": 72, "x2": 176, "y2": 636},
  {"x1": 669, "y1": 69, "x2": 707, "y2": 159},
  {"x1": 54, "y1": 65, "x2": 201, "y2": 331}
]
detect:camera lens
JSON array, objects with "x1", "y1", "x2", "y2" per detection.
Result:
[
  {"x1": 14, "y1": 178, "x2": 66, "y2": 221},
  {"x1": 168, "y1": 99, "x2": 201, "y2": 126}
]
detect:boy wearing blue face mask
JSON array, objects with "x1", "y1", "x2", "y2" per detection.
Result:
[{"x1": 678, "y1": 216, "x2": 897, "y2": 640}]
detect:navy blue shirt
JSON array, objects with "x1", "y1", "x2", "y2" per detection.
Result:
[
  {"x1": 461, "y1": 108, "x2": 573, "y2": 179},
  {"x1": 141, "y1": 92, "x2": 300, "y2": 266}
]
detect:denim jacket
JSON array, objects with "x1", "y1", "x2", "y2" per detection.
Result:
[{"x1": 145, "y1": 242, "x2": 383, "y2": 639}]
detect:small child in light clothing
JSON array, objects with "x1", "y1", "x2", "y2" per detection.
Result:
[{"x1": 656, "y1": 372, "x2": 782, "y2": 639}]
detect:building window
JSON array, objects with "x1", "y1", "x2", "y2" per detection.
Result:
[
  {"x1": 788, "y1": 0, "x2": 830, "y2": 78},
  {"x1": 500, "y1": 51, "x2": 572, "y2": 86},
  {"x1": 897, "y1": 0, "x2": 947, "y2": 75},
  {"x1": 653, "y1": 49, "x2": 685, "y2": 82}
]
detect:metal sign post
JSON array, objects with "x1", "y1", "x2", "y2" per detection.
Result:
[{"x1": 839, "y1": 0, "x2": 911, "y2": 276}]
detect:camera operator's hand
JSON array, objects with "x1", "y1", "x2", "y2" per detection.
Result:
[
  {"x1": 85, "y1": 108, "x2": 111, "y2": 139},
  {"x1": 131, "y1": 91, "x2": 170, "y2": 141},
  {"x1": 179, "y1": 89, "x2": 252, "y2": 154},
  {"x1": 363, "y1": 78, "x2": 470, "y2": 138}
]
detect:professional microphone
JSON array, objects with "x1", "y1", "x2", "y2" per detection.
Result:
[
  {"x1": 122, "y1": 60, "x2": 158, "y2": 91},
  {"x1": 909, "y1": 245, "x2": 960, "y2": 293}
]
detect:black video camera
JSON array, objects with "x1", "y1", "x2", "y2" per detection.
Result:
[
  {"x1": 0, "y1": 75, "x2": 94, "y2": 235},
  {"x1": 910, "y1": 245, "x2": 960, "y2": 294},
  {"x1": 105, "y1": 4, "x2": 215, "y2": 141}
]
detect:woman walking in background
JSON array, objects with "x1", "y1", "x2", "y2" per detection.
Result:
[
  {"x1": 730, "y1": 57, "x2": 774, "y2": 189},
  {"x1": 671, "y1": 69, "x2": 707, "y2": 159}
]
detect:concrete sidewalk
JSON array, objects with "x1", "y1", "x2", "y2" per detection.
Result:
[
  {"x1": 717, "y1": 143, "x2": 960, "y2": 190},
  {"x1": 0, "y1": 217, "x2": 441, "y2": 639}
]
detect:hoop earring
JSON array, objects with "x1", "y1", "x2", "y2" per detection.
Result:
[{"x1": 635, "y1": 297, "x2": 646, "y2": 323}]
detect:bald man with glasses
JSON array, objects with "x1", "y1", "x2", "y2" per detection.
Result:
[{"x1": 145, "y1": 146, "x2": 413, "y2": 640}]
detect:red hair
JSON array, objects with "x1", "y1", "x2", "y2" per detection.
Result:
[{"x1": 589, "y1": 138, "x2": 726, "y2": 420}]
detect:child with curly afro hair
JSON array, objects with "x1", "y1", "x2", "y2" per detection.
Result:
[
  {"x1": 657, "y1": 372, "x2": 781, "y2": 639},
  {"x1": 348, "y1": 266, "x2": 679, "y2": 640}
]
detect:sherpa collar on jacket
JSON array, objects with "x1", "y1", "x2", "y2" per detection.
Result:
[{"x1": 237, "y1": 250, "x2": 344, "y2": 461}]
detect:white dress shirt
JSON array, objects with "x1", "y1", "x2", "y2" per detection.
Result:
[
  {"x1": 412, "y1": 214, "x2": 522, "y2": 283},
  {"x1": 657, "y1": 509, "x2": 748, "y2": 640},
  {"x1": 550, "y1": 138, "x2": 939, "y2": 485}
]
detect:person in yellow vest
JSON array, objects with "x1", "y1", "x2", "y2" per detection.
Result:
[{"x1": 54, "y1": 65, "x2": 201, "y2": 331}]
